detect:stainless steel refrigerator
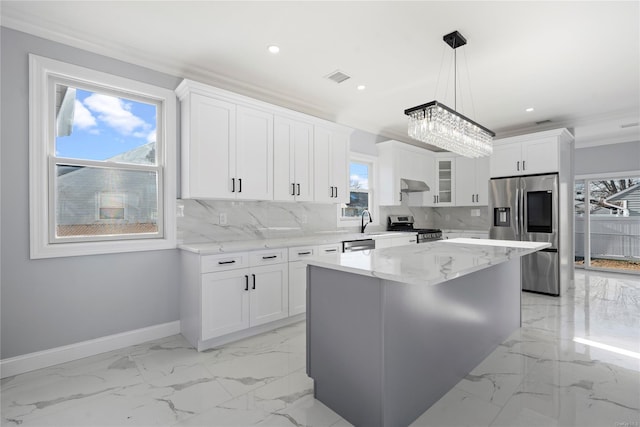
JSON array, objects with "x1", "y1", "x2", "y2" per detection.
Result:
[{"x1": 489, "y1": 173, "x2": 560, "y2": 295}]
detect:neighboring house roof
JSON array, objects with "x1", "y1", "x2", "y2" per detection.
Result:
[{"x1": 606, "y1": 183, "x2": 640, "y2": 201}]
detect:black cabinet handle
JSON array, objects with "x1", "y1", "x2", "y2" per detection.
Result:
[
  {"x1": 522, "y1": 160, "x2": 526, "y2": 171},
  {"x1": 334, "y1": 186, "x2": 338, "y2": 198},
  {"x1": 324, "y1": 249, "x2": 337, "y2": 253},
  {"x1": 218, "y1": 260, "x2": 236, "y2": 265},
  {"x1": 298, "y1": 251, "x2": 312, "y2": 256},
  {"x1": 238, "y1": 178, "x2": 242, "y2": 193},
  {"x1": 291, "y1": 183, "x2": 295, "y2": 196},
  {"x1": 244, "y1": 275, "x2": 249, "y2": 291},
  {"x1": 252, "y1": 273, "x2": 256, "y2": 290},
  {"x1": 232, "y1": 178, "x2": 235, "y2": 192},
  {"x1": 517, "y1": 161, "x2": 520, "y2": 171},
  {"x1": 262, "y1": 255, "x2": 277, "y2": 260},
  {"x1": 297, "y1": 183, "x2": 300, "y2": 196}
]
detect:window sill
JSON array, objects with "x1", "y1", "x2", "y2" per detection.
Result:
[{"x1": 30, "y1": 238, "x2": 177, "y2": 259}]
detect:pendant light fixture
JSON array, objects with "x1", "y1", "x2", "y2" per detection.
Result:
[{"x1": 404, "y1": 31, "x2": 494, "y2": 158}]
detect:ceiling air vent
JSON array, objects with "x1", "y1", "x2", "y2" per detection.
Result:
[
  {"x1": 620, "y1": 122, "x2": 639, "y2": 129},
  {"x1": 535, "y1": 119, "x2": 552, "y2": 125},
  {"x1": 325, "y1": 70, "x2": 351, "y2": 84}
]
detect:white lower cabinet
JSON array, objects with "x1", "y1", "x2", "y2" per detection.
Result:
[
  {"x1": 182, "y1": 248, "x2": 292, "y2": 351},
  {"x1": 374, "y1": 235, "x2": 418, "y2": 248},
  {"x1": 201, "y1": 269, "x2": 250, "y2": 340},
  {"x1": 288, "y1": 243, "x2": 341, "y2": 316}
]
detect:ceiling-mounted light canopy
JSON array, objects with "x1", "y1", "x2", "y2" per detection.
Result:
[{"x1": 405, "y1": 30, "x2": 494, "y2": 158}]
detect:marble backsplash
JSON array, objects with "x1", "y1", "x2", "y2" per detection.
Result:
[
  {"x1": 431, "y1": 206, "x2": 490, "y2": 230},
  {"x1": 177, "y1": 199, "x2": 345, "y2": 244},
  {"x1": 177, "y1": 199, "x2": 489, "y2": 244}
]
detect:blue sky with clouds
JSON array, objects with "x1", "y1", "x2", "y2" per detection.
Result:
[{"x1": 55, "y1": 88, "x2": 157, "y2": 162}]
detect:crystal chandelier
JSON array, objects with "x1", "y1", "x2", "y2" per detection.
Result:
[{"x1": 404, "y1": 31, "x2": 495, "y2": 158}]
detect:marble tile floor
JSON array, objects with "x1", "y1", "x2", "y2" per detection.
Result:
[{"x1": 2, "y1": 269, "x2": 639, "y2": 427}]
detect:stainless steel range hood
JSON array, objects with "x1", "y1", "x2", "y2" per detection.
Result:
[{"x1": 400, "y1": 178, "x2": 430, "y2": 192}]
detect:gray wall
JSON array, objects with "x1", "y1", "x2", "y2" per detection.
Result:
[
  {"x1": 574, "y1": 141, "x2": 640, "y2": 176},
  {"x1": 0, "y1": 28, "x2": 182, "y2": 359}
]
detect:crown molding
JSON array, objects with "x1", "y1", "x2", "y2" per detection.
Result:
[{"x1": 1, "y1": 12, "x2": 338, "y2": 126}]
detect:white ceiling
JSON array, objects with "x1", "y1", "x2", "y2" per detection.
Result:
[{"x1": 2, "y1": 1, "x2": 639, "y2": 149}]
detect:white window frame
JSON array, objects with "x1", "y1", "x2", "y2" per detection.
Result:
[
  {"x1": 29, "y1": 54, "x2": 176, "y2": 258},
  {"x1": 337, "y1": 153, "x2": 379, "y2": 228}
]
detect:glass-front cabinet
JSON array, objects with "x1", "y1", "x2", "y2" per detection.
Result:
[{"x1": 433, "y1": 157, "x2": 455, "y2": 206}]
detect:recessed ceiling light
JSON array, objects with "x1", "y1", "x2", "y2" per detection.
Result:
[
  {"x1": 357, "y1": 85, "x2": 366, "y2": 91},
  {"x1": 525, "y1": 107, "x2": 534, "y2": 112},
  {"x1": 268, "y1": 45, "x2": 280, "y2": 54}
]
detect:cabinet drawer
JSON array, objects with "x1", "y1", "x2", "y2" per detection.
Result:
[
  {"x1": 201, "y1": 252, "x2": 249, "y2": 273},
  {"x1": 288, "y1": 246, "x2": 317, "y2": 261},
  {"x1": 249, "y1": 248, "x2": 288, "y2": 266},
  {"x1": 317, "y1": 243, "x2": 341, "y2": 255}
]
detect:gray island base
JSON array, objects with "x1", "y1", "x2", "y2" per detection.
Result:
[{"x1": 305, "y1": 239, "x2": 548, "y2": 427}]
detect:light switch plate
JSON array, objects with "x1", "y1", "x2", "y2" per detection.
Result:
[{"x1": 219, "y1": 213, "x2": 227, "y2": 225}]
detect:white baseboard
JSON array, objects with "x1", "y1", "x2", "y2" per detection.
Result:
[{"x1": 0, "y1": 321, "x2": 180, "y2": 378}]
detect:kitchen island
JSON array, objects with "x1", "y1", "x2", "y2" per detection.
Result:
[{"x1": 304, "y1": 238, "x2": 550, "y2": 427}]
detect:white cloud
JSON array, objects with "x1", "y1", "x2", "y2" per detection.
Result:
[
  {"x1": 146, "y1": 129, "x2": 156, "y2": 143},
  {"x1": 73, "y1": 99, "x2": 97, "y2": 129},
  {"x1": 83, "y1": 93, "x2": 149, "y2": 136}
]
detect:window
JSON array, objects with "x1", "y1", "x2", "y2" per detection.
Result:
[
  {"x1": 29, "y1": 55, "x2": 176, "y2": 258},
  {"x1": 575, "y1": 173, "x2": 640, "y2": 274},
  {"x1": 339, "y1": 154, "x2": 378, "y2": 226}
]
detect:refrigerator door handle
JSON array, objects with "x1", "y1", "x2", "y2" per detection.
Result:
[{"x1": 515, "y1": 186, "x2": 520, "y2": 238}]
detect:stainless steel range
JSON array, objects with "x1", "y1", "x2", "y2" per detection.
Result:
[{"x1": 387, "y1": 215, "x2": 442, "y2": 243}]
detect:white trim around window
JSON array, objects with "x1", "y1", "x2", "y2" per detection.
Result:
[
  {"x1": 337, "y1": 152, "x2": 379, "y2": 228},
  {"x1": 29, "y1": 54, "x2": 176, "y2": 258}
]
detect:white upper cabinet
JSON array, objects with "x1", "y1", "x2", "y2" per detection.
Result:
[
  {"x1": 274, "y1": 116, "x2": 314, "y2": 202},
  {"x1": 235, "y1": 106, "x2": 274, "y2": 200},
  {"x1": 177, "y1": 81, "x2": 273, "y2": 200},
  {"x1": 314, "y1": 125, "x2": 349, "y2": 203},
  {"x1": 455, "y1": 156, "x2": 490, "y2": 206},
  {"x1": 490, "y1": 129, "x2": 574, "y2": 178},
  {"x1": 177, "y1": 79, "x2": 351, "y2": 203},
  {"x1": 377, "y1": 140, "x2": 435, "y2": 206},
  {"x1": 181, "y1": 93, "x2": 235, "y2": 199},
  {"x1": 432, "y1": 156, "x2": 455, "y2": 206}
]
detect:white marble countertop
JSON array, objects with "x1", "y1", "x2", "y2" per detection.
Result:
[
  {"x1": 178, "y1": 231, "x2": 417, "y2": 254},
  {"x1": 304, "y1": 238, "x2": 551, "y2": 286}
]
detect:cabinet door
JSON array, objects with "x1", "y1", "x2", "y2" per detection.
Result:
[
  {"x1": 274, "y1": 117, "x2": 314, "y2": 202},
  {"x1": 455, "y1": 156, "x2": 476, "y2": 206},
  {"x1": 235, "y1": 106, "x2": 273, "y2": 200},
  {"x1": 521, "y1": 137, "x2": 558, "y2": 175},
  {"x1": 331, "y1": 130, "x2": 350, "y2": 204},
  {"x1": 436, "y1": 158, "x2": 455, "y2": 205},
  {"x1": 490, "y1": 143, "x2": 521, "y2": 178},
  {"x1": 288, "y1": 261, "x2": 307, "y2": 316},
  {"x1": 313, "y1": 127, "x2": 333, "y2": 202},
  {"x1": 292, "y1": 121, "x2": 315, "y2": 202},
  {"x1": 474, "y1": 156, "x2": 490, "y2": 205},
  {"x1": 184, "y1": 94, "x2": 235, "y2": 199},
  {"x1": 249, "y1": 263, "x2": 289, "y2": 327},
  {"x1": 201, "y1": 269, "x2": 250, "y2": 340},
  {"x1": 391, "y1": 235, "x2": 418, "y2": 246},
  {"x1": 273, "y1": 116, "x2": 295, "y2": 201}
]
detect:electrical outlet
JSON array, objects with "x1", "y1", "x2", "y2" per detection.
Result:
[
  {"x1": 219, "y1": 213, "x2": 227, "y2": 225},
  {"x1": 471, "y1": 209, "x2": 481, "y2": 217},
  {"x1": 301, "y1": 214, "x2": 308, "y2": 224},
  {"x1": 176, "y1": 205, "x2": 184, "y2": 217},
  {"x1": 445, "y1": 214, "x2": 450, "y2": 221}
]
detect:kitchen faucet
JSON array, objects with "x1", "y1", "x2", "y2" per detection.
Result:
[{"x1": 360, "y1": 209, "x2": 373, "y2": 233}]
